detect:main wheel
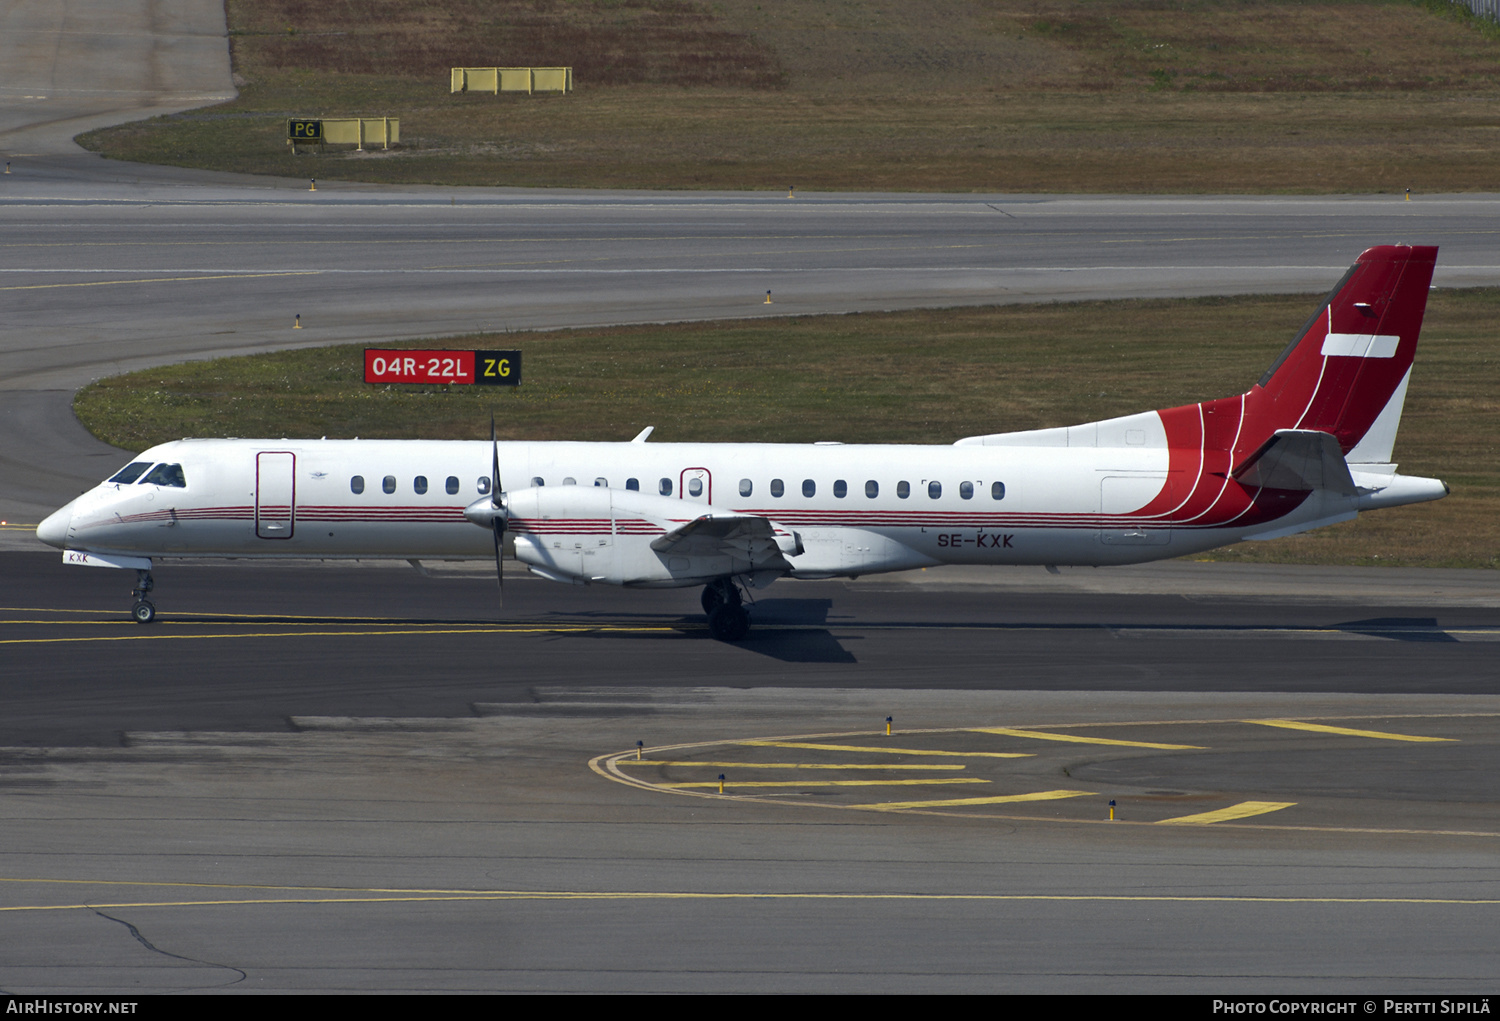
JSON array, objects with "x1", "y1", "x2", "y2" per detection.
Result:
[
  {"x1": 131, "y1": 600, "x2": 156, "y2": 625},
  {"x1": 701, "y1": 586, "x2": 724, "y2": 616},
  {"x1": 701, "y1": 580, "x2": 742, "y2": 616},
  {"x1": 707, "y1": 603, "x2": 750, "y2": 642}
]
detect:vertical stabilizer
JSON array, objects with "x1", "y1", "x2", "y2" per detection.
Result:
[{"x1": 1243, "y1": 245, "x2": 1436, "y2": 460}]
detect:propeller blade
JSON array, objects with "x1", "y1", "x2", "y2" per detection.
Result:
[{"x1": 491, "y1": 414, "x2": 504, "y2": 606}]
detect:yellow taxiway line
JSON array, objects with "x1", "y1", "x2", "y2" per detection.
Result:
[
  {"x1": 0, "y1": 271, "x2": 320, "y2": 292},
  {"x1": 859, "y1": 790, "x2": 1095, "y2": 811},
  {"x1": 660, "y1": 778, "x2": 990, "y2": 789},
  {"x1": 972, "y1": 727, "x2": 1205, "y2": 750},
  {"x1": 625, "y1": 760, "x2": 966, "y2": 770},
  {"x1": 1157, "y1": 801, "x2": 1298, "y2": 825},
  {"x1": 1246, "y1": 720, "x2": 1457, "y2": 743},
  {"x1": 737, "y1": 740, "x2": 1032, "y2": 759}
]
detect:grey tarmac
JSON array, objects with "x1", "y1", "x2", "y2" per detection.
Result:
[{"x1": 1, "y1": 1, "x2": 1497, "y2": 995}]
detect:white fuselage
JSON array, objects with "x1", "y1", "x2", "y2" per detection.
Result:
[{"x1": 39, "y1": 412, "x2": 1443, "y2": 589}]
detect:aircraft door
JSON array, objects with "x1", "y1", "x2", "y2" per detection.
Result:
[
  {"x1": 680, "y1": 467, "x2": 712, "y2": 505},
  {"x1": 1098, "y1": 474, "x2": 1171, "y2": 545},
  {"x1": 256, "y1": 451, "x2": 296, "y2": 539}
]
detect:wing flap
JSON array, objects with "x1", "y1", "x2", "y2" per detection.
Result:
[{"x1": 650, "y1": 513, "x2": 797, "y2": 568}]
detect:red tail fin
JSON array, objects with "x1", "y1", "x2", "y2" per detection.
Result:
[{"x1": 1241, "y1": 244, "x2": 1436, "y2": 459}]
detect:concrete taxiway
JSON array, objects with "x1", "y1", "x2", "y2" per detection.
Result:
[
  {"x1": 2, "y1": 553, "x2": 1498, "y2": 992},
  {"x1": 2, "y1": 1, "x2": 1498, "y2": 994}
]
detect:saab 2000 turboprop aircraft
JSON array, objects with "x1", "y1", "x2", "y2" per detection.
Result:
[{"x1": 38, "y1": 245, "x2": 1449, "y2": 640}]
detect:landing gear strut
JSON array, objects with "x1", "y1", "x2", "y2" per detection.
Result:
[
  {"x1": 702, "y1": 578, "x2": 749, "y2": 642},
  {"x1": 131, "y1": 570, "x2": 156, "y2": 625}
]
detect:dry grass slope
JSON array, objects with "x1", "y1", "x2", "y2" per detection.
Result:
[
  {"x1": 78, "y1": 0, "x2": 1500, "y2": 192},
  {"x1": 235, "y1": 0, "x2": 785, "y2": 88},
  {"x1": 74, "y1": 289, "x2": 1500, "y2": 569}
]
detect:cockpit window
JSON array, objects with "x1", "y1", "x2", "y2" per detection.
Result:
[
  {"x1": 141, "y1": 463, "x2": 186, "y2": 488},
  {"x1": 109, "y1": 462, "x2": 152, "y2": 485}
]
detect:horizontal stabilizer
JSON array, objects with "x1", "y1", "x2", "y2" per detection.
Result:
[{"x1": 1232, "y1": 430, "x2": 1357, "y2": 497}]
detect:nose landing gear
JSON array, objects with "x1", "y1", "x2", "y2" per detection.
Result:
[
  {"x1": 701, "y1": 578, "x2": 749, "y2": 642},
  {"x1": 131, "y1": 570, "x2": 156, "y2": 624}
]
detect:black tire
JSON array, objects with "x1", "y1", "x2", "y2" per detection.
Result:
[
  {"x1": 701, "y1": 585, "x2": 724, "y2": 616},
  {"x1": 132, "y1": 600, "x2": 156, "y2": 625},
  {"x1": 701, "y1": 580, "x2": 742, "y2": 617},
  {"x1": 707, "y1": 604, "x2": 750, "y2": 642}
]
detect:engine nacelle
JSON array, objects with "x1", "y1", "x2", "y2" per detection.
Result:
[{"x1": 497, "y1": 485, "x2": 799, "y2": 588}]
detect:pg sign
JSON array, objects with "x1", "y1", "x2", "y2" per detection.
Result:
[
  {"x1": 364, "y1": 350, "x2": 521, "y2": 386},
  {"x1": 288, "y1": 119, "x2": 323, "y2": 142}
]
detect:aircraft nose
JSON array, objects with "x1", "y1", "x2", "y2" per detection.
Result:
[{"x1": 35, "y1": 505, "x2": 72, "y2": 549}]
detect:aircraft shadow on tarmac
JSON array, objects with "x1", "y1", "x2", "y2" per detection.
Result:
[
  {"x1": 1332, "y1": 617, "x2": 1459, "y2": 643},
  {"x1": 562, "y1": 598, "x2": 860, "y2": 663}
]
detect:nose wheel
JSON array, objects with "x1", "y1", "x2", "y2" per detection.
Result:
[
  {"x1": 701, "y1": 579, "x2": 749, "y2": 641},
  {"x1": 130, "y1": 570, "x2": 156, "y2": 625}
]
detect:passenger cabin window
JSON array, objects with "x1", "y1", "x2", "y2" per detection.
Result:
[
  {"x1": 992, "y1": 481, "x2": 1006, "y2": 500},
  {"x1": 141, "y1": 463, "x2": 186, "y2": 488},
  {"x1": 802, "y1": 479, "x2": 816, "y2": 497},
  {"x1": 688, "y1": 478, "x2": 703, "y2": 497},
  {"x1": 770, "y1": 479, "x2": 784, "y2": 498},
  {"x1": 659, "y1": 478, "x2": 673, "y2": 496},
  {"x1": 595, "y1": 477, "x2": 608, "y2": 487},
  {"x1": 959, "y1": 481, "x2": 974, "y2": 500},
  {"x1": 109, "y1": 462, "x2": 152, "y2": 485},
  {"x1": 865, "y1": 480, "x2": 879, "y2": 498},
  {"x1": 531, "y1": 477, "x2": 544, "y2": 487},
  {"x1": 928, "y1": 481, "x2": 942, "y2": 500},
  {"x1": 563, "y1": 477, "x2": 576, "y2": 486},
  {"x1": 351, "y1": 475, "x2": 365, "y2": 494},
  {"x1": 897, "y1": 481, "x2": 910, "y2": 499},
  {"x1": 739, "y1": 478, "x2": 753, "y2": 497},
  {"x1": 446, "y1": 476, "x2": 460, "y2": 495},
  {"x1": 477, "y1": 477, "x2": 491, "y2": 495},
  {"x1": 383, "y1": 475, "x2": 397, "y2": 494},
  {"x1": 414, "y1": 475, "x2": 428, "y2": 495},
  {"x1": 833, "y1": 480, "x2": 847, "y2": 498},
  {"x1": 626, "y1": 478, "x2": 640, "y2": 491}
]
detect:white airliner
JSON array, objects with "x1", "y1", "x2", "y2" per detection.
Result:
[{"x1": 38, "y1": 245, "x2": 1448, "y2": 639}]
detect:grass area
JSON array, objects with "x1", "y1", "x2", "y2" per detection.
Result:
[
  {"x1": 76, "y1": 0, "x2": 1500, "y2": 192},
  {"x1": 74, "y1": 290, "x2": 1500, "y2": 568}
]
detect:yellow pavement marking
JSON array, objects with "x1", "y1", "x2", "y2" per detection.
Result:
[
  {"x1": 625, "y1": 761, "x2": 965, "y2": 770},
  {"x1": 1157, "y1": 801, "x2": 1297, "y2": 826},
  {"x1": 737, "y1": 741, "x2": 1032, "y2": 759},
  {"x1": 4, "y1": 872, "x2": 1500, "y2": 910},
  {"x1": 860, "y1": 789, "x2": 1094, "y2": 811},
  {"x1": 972, "y1": 727, "x2": 1204, "y2": 750},
  {"x1": 1246, "y1": 720, "x2": 1457, "y2": 743},
  {"x1": 0, "y1": 625, "x2": 686, "y2": 645},
  {"x1": 2, "y1": 881, "x2": 1497, "y2": 909},
  {"x1": 661, "y1": 779, "x2": 990, "y2": 789},
  {"x1": 0, "y1": 271, "x2": 321, "y2": 292}
]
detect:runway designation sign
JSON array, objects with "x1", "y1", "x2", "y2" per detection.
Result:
[{"x1": 364, "y1": 350, "x2": 521, "y2": 386}]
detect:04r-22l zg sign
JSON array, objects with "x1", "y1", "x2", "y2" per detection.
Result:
[{"x1": 364, "y1": 350, "x2": 521, "y2": 386}]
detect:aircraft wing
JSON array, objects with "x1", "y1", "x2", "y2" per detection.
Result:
[
  {"x1": 1232, "y1": 429, "x2": 1357, "y2": 496},
  {"x1": 650, "y1": 513, "x2": 798, "y2": 567}
]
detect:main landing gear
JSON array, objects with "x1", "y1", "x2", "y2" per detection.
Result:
[
  {"x1": 701, "y1": 578, "x2": 749, "y2": 642},
  {"x1": 130, "y1": 569, "x2": 156, "y2": 624}
]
